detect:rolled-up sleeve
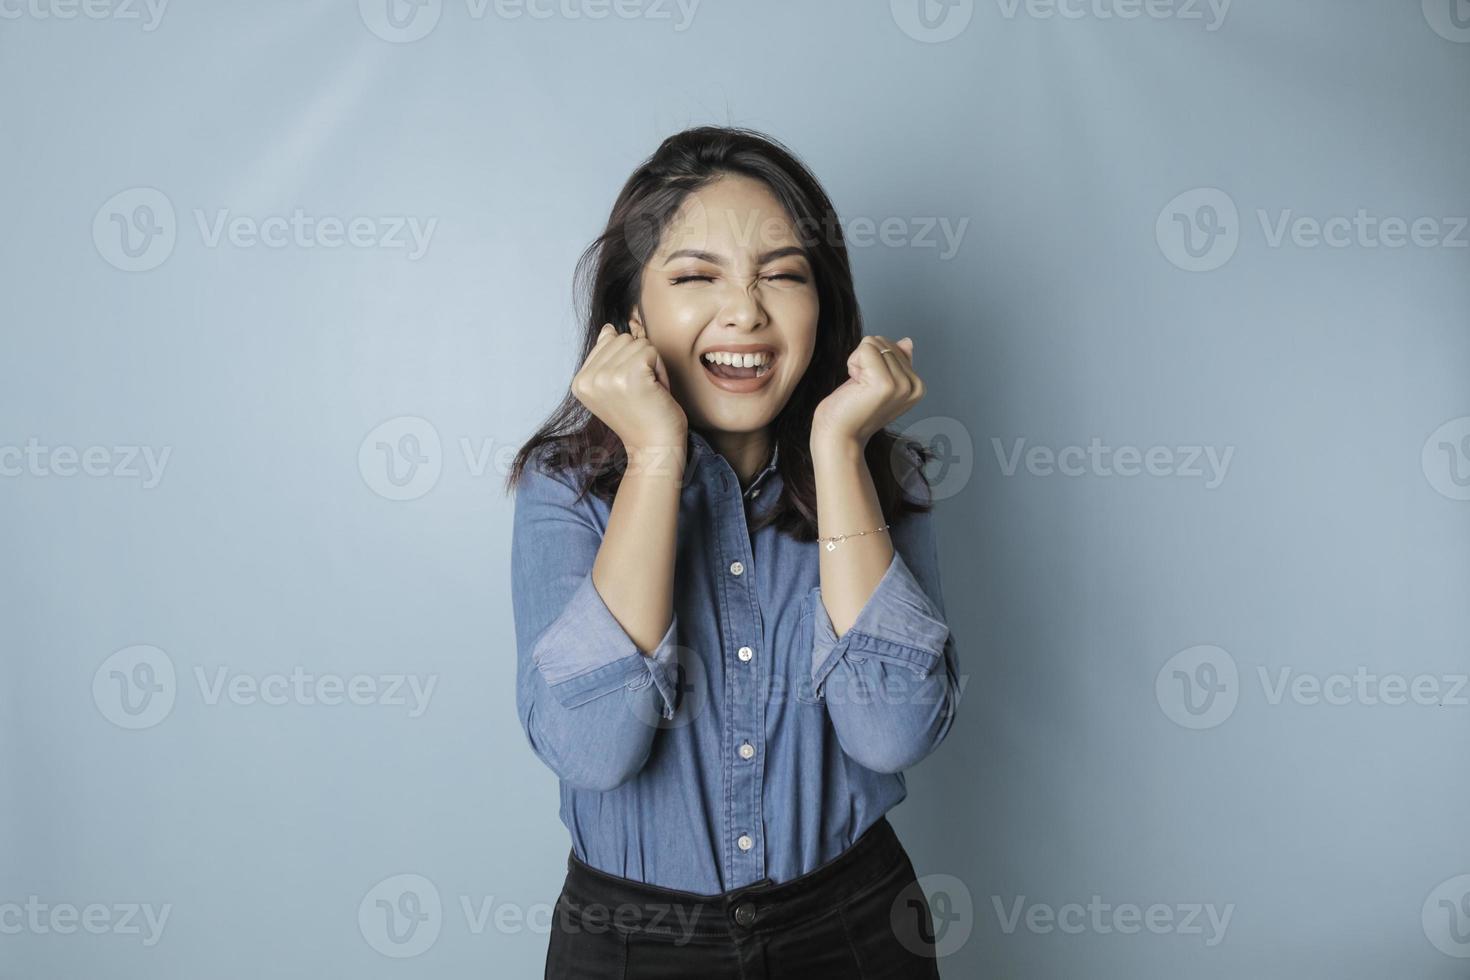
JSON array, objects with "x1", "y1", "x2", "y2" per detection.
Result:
[
  {"x1": 808, "y1": 452, "x2": 961, "y2": 773},
  {"x1": 512, "y1": 459, "x2": 681, "y2": 791}
]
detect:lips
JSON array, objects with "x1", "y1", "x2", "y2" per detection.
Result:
[{"x1": 698, "y1": 344, "x2": 778, "y2": 394}]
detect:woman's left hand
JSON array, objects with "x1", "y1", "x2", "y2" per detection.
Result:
[{"x1": 811, "y1": 335, "x2": 926, "y2": 451}]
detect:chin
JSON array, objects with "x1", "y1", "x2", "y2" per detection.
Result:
[{"x1": 694, "y1": 404, "x2": 778, "y2": 436}]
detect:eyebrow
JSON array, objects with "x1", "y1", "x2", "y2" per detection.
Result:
[{"x1": 661, "y1": 246, "x2": 808, "y2": 266}]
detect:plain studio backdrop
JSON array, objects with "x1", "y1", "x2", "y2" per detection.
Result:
[{"x1": 2, "y1": 1, "x2": 1468, "y2": 977}]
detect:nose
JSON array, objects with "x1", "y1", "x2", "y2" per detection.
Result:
[{"x1": 716, "y1": 281, "x2": 767, "y2": 332}]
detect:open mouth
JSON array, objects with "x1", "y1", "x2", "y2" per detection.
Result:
[
  {"x1": 699, "y1": 347, "x2": 778, "y2": 393},
  {"x1": 701, "y1": 349, "x2": 774, "y2": 380}
]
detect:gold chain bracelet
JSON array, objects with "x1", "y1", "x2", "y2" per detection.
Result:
[{"x1": 818, "y1": 523, "x2": 891, "y2": 551}]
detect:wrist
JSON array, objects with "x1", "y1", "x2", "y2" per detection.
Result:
[
  {"x1": 810, "y1": 432, "x2": 866, "y2": 466},
  {"x1": 624, "y1": 440, "x2": 688, "y2": 482}
]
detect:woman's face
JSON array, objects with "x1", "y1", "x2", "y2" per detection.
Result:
[{"x1": 629, "y1": 174, "x2": 820, "y2": 438}]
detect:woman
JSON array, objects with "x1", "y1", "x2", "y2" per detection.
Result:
[{"x1": 508, "y1": 126, "x2": 960, "y2": 979}]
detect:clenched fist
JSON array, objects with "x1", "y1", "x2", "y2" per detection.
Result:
[
  {"x1": 571, "y1": 324, "x2": 689, "y2": 454},
  {"x1": 811, "y1": 335, "x2": 925, "y2": 451}
]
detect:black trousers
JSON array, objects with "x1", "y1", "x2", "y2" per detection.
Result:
[{"x1": 544, "y1": 816, "x2": 943, "y2": 979}]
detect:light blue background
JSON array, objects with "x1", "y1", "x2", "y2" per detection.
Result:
[{"x1": 2, "y1": 1, "x2": 1468, "y2": 977}]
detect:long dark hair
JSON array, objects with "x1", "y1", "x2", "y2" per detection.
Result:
[{"x1": 506, "y1": 125, "x2": 932, "y2": 540}]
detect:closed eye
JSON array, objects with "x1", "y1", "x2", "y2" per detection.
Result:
[
  {"x1": 671, "y1": 275, "x2": 714, "y2": 285},
  {"x1": 764, "y1": 273, "x2": 807, "y2": 283}
]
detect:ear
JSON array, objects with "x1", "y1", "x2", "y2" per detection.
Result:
[{"x1": 628, "y1": 306, "x2": 646, "y2": 339}]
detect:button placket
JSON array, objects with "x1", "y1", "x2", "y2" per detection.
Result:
[{"x1": 714, "y1": 459, "x2": 764, "y2": 887}]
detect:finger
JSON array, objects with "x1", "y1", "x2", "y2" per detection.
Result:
[
  {"x1": 605, "y1": 333, "x2": 652, "y2": 374},
  {"x1": 865, "y1": 335, "x2": 909, "y2": 389},
  {"x1": 853, "y1": 336, "x2": 901, "y2": 389},
  {"x1": 583, "y1": 323, "x2": 620, "y2": 368},
  {"x1": 651, "y1": 349, "x2": 672, "y2": 391},
  {"x1": 890, "y1": 337, "x2": 925, "y2": 403},
  {"x1": 870, "y1": 334, "x2": 912, "y2": 366},
  {"x1": 886, "y1": 337, "x2": 917, "y2": 381}
]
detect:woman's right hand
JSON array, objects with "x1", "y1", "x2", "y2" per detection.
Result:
[{"x1": 571, "y1": 324, "x2": 688, "y2": 454}]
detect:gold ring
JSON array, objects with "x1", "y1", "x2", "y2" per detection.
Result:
[{"x1": 878, "y1": 348, "x2": 893, "y2": 356}]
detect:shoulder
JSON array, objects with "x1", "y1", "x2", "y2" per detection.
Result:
[{"x1": 512, "y1": 439, "x2": 592, "y2": 505}]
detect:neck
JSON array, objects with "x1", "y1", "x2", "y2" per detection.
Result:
[{"x1": 699, "y1": 427, "x2": 773, "y2": 488}]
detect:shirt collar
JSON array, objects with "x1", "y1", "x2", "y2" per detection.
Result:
[{"x1": 688, "y1": 430, "x2": 780, "y2": 500}]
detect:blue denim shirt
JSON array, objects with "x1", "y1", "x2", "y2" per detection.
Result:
[{"x1": 511, "y1": 429, "x2": 959, "y2": 895}]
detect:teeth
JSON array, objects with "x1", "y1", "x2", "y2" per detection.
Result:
[{"x1": 702, "y1": 350, "x2": 771, "y2": 367}]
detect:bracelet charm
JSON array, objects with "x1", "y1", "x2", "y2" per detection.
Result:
[{"x1": 819, "y1": 523, "x2": 891, "y2": 551}]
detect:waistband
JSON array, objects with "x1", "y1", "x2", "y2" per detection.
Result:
[{"x1": 557, "y1": 817, "x2": 905, "y2": 942}]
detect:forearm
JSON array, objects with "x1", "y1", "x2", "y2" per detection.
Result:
[
  {"x1": 809, "y1": 434, "x2": 960, "y2": 773},
  {"x1": 592, "y1": 443, "x2": 685, "y2": 653},
  {"x1": 812, "y1": 437, "x2": 893, "y2": 636}
]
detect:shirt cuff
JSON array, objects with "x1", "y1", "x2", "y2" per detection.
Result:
[
  {"x1": 810, "y1": 550, "x2": 950, "y2": 700},
  {"x1": 531, "y1": 574, "x2": 682, "y2": 719}
]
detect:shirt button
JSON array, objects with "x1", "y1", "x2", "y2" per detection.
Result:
[
  {"x1": 729, "y1": 561, "x2": 745, "y2": 577},
  {"x1": 738, "y1": 741, "x2": 755, "y2": 760},
  {"x1": 737, "y1": 834, "x2": 753, "y2": 852},
  {"x1": 737, "y1": 646, "x2": 753, "y2": 662},
  {"x1": 751, "y1": 488, "x2": 761, "y2": 498}
]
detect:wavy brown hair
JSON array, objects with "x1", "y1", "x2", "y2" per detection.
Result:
[{"x1": 506, "y1": 125, "x2": 932, "y2": 540}]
